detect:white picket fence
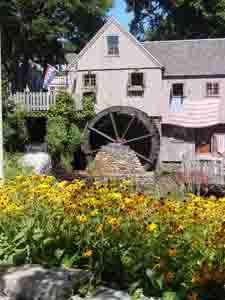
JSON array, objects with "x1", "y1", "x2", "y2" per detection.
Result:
[{"x1": 10, "y1": 92, "x2": 57, "y2": 112}]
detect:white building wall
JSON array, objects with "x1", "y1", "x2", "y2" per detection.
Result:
[{"x1": 75, "y1": 68, "x2": 162, "y2": 116}]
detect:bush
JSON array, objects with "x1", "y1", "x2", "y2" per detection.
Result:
[
  {"x1": 46, "y1": 116, "x2": 68, "y2": 155},
  {"x1": 3, "y1": 100, "x2": 28, "y2": 152},
  {"x1": 0, "y1": 177, "x2": 225, "y2": 299},
  {"x1": 45, "y1": 92, "x2": 83, "y2": 167}
]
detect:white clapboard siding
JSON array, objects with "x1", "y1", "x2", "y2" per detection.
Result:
[
  {"x1": 11, "y1": 92, "x2": 56, "y2": 112},
  {"x1": 164, "y1": 98, "x2": 221, "y2": 127}
]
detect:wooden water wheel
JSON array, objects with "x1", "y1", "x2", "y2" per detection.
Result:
[{"x1": 82, "y1": 106, "x2": 160, "y2": 170}]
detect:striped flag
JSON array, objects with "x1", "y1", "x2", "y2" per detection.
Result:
[{"x1": 43, "y1": 64, "x2": 58, "y2": 89}]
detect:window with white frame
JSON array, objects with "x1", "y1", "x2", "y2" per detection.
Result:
[
  {"x1": 107, "y1": 35, "x2": 119, "y2": 55},
  {"x1": 170, "y1": 83, "x2": 184, "y2": 112},
  {"x1": 127, "y1": 72, "x2": 145, "y2": 96},
  {"x1": 206, "y1": 82, "x2": 220, "y2": 97},
  {"x1": 83, "y1": 74, "x2": 96, "y2": 88}
]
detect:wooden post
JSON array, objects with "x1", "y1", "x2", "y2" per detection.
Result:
[{"x1": 0, "y1": 28, "x2": 4, "y2": 180}]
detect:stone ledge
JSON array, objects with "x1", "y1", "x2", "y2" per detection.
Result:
[{"x1": 0, "y1": 265, "x2": 92, "y2": 300}]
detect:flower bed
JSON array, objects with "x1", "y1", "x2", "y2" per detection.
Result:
[{"x1": 0, "y1": 176, "x2": 225, "y2": 300}]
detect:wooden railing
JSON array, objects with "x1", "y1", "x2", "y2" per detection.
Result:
[
  {"x1": 177, "y1": 153, "x2": 225, "y2": 186},
  {"x1": 10, "y1": 92, "x2": 57, "y2": 112}
]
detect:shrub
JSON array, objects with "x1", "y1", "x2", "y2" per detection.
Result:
[
  {"x1": 46, "y1": 116, "x2": 68, "y2": 155},
  {"x1": 3, "y1": 100, "x2": 28, "y2": 152},
  {"x1": 45, "y1": 92, "x2": 94, "y2": 168},
  {"x1": 45, "y1": 92, "x2": 83, "y2": 167},
  {"x1": 0, "y1": 177, "x2": 225, "y2": 299}
]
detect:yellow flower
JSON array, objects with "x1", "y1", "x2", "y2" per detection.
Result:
[
  {"x1": 96, "y1": 224, "x2": 103, "y2": 233},
  {"x1": 168, "y1": 248, "x2": 177, "y2": 257},
  {"x1": 83, "y1": 248, "x2": 92, "y2": 257},
  {"x1": 107, "y1": 216, "x2": 120, "y2": 230},
  {"x1": 90, "y1": 209, "x2": 99, "y2": 217},
  {"x1": 111, "y1": 192, "x2": 122, "y2": 201},
  {"x1": 146, "y1": 223, "x2": 157, "y2": 232},
  {"x1": 77, "y1": 214, "x2": 88, "y2": 224},
  {"x1": 57, "y1": 181, "x2": 68, "y2": 188},
  {"x1": 107, "y1": 216, "x2": 118, "y2": 225}
]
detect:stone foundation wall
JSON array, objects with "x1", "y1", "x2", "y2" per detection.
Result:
[{"x1": 92, "y1": 143, "x2": 146, "y2": 176}]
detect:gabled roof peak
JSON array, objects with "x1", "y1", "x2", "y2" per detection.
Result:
[{"x1": 77, "y1": 16, "x2": 163, "y2": 68}]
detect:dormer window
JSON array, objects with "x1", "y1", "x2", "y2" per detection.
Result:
[
  {"x1": 107, "y1": 35, "x2": 119, "y2": 56},
  {"x1": 83, "y1": 74, "x2": 96, "y2": 88}
]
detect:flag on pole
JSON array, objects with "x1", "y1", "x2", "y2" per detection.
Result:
[{"x1": 43, "y1": 64, "x2": 58, "y2": 89}]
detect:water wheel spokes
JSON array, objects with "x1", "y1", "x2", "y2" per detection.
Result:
[
  {"x1": 122, "y1": 133, "x2": 153, "y2": 145},
  {"x1": 109, "y1": 112, "x2": 120, "y2": 140},
  {"x1": 133, "y1": 151, "x2": 154, "y2": 165},
  {"x1": 88, "y1": 126, "x2": 116, "y2": 143},
  {"x1": 121, "y1": 115, "x2": 135, "y2": 140}
]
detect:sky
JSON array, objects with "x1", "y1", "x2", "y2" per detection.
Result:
[{"x1": 108, "y1": 0, "x2": 133, "y2": 30}]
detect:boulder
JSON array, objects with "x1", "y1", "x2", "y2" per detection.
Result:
[
  {"x1": 0, "y1": 265, "x2": 92, "y2": 300},
  {"x1": 20, "y1": 152, "x2": 52, "y2": 175},
  {"x1": 71, "y1": 287, "x2": 160, "y2": 300}
]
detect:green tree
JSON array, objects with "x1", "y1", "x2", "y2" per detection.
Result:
[
  {"x1": 0, "y1": 0, "x2": 112, "y2": 86},
  {"x1": 125, "y1": 0, "x2": 225, "y2": 40},
  {"x1": 45, "y1": 91, "x2": 94, "y2": 169}
]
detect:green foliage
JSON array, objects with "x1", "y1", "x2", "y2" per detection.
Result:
[
  {"x1": 3, "y1": 100, "x2": 29, "y2": 152},
  {"x1": 68, "y1": 124, "x2": 82, "y2": 152},
  {"x1": 125, "y1": 0, "x2": 225, "y2": 40},
  {"x1": 46, "y1": 91, "x2": 93, "y2": 167},
  {"x1": 45, "y1": 116, "x2": 68, "y2": 155},
  {"x1": 4, "y1": 152, "x2": 32, "y2": 180},
  {"x1": 0, "y1": 0, "x2": 112, "y2": 85}
]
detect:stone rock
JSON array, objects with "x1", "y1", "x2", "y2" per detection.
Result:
[
  {"x1": 20, "y1": 152, "x2": 52, "y2": 175},
  {"x1": 0, "y1": 265, "x2": 92, "y2": 300},
  {"x1": 90, "y1": 143, "x2": 146, "y2": 177},
  {"x1": 71, "y1": 287, "x2": 161, "y2": 300}
]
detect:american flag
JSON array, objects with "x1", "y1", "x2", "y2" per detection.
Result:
[{"x1": 43, "y1": 64, "x2": 58, "y2": 89}]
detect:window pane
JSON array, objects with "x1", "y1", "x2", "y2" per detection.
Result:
[
  {"x1": 83, "y1": 74, "x2": 96, "y2": 87},
  {"x1": 131, "y1": 73, "x2": 144, "y2": 86},
  {"x1": 107, "y1": 35, "x2": 119, "y2": 55},
  {"x1": 172, "y1": 84, "x2": 184, "y2": 97},
  {"x1": 206, "y1": 82, "x2": 219, "y2": 96}
]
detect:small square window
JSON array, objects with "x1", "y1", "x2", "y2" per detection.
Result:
[
  {"x1": 172, "y1": 83, "x2": 184, "y2": 97},
  {"x1": 131, "y1": 72, "x2": 144, "y2": 86},
  {"x1": 107, "y1": 35, "x2": 119, "y2": 56},
  {"x1": 83, "y1": 74, "x2": 96, "y2": 87},
  {"x1": 206, "y1": 82, "x2": 220, "y2": 97}
]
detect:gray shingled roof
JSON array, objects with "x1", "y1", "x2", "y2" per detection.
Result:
[{"x1": 143, "y1": 39, "x2": 225, "y2": 76}]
